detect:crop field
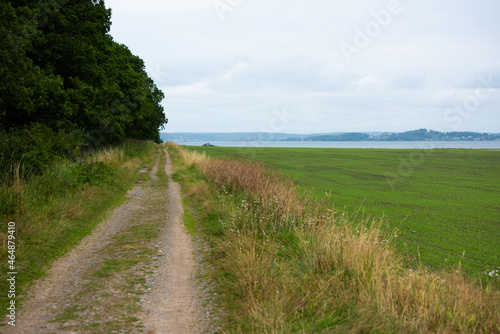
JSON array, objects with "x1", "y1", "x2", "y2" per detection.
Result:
[{"x1": 189, "y1": 146, "x2": 500, "y2": 277}]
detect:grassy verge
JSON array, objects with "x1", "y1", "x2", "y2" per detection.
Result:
[
  {"x1": 168, "y1": 143, "x2": 500, "y2": 333},
  {"x1": 189, "y1": 146, "x2": 500, "y2": 279},
  {"x1": 0, "y1": 139, "x2": 156, "y2": 317}
]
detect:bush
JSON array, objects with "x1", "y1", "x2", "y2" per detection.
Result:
[
  {"x1": 0, "y1": 123, "x2": 84, "y2": 177},
  {"x1": 72, "y1": 161, "x2": 116, "y2": 186}
]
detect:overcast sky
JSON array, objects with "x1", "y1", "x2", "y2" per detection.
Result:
[{"x1": 105, "y1": 0, "x2": 500, "y2": 134}]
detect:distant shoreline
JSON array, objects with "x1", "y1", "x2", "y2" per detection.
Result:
[
  {"x1": 176, "y1": 141, "x2": 500, "y2": 150},
  {"x1": 161, "y1": 129, "x2": 500, "y2": 144}
]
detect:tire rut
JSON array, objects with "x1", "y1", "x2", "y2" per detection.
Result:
[
  {"x1": 140, "y1": 147, "x2": 202, "y2": 333},
  {"x1": 2, "y1": 147, "x2": 207, "y2": 334}
]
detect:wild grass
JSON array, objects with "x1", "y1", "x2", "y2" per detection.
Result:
[
  {"x1": 0, "y1": 140, "x2": 156, "y2": 316},
  {"x1": 168, "y1": 143, "x2": 500, "y2": 333},
  {"x1": 178, "y1": 147, "x2": 208, "y2": 167},
  {"x1": 190, "y1": 146, "x2": 500, "y2": 280},
  {"x1": 51, "y1": 148, "x2": 168, "y2": 332}
]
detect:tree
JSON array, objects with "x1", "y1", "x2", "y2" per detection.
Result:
[{"x1": 0, "y1": 0, "x2": 167, "y2": 173}]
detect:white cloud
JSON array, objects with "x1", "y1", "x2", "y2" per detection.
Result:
[
  {"x1": 105, "y1": 0, "x2": 500, "y2": 133},
  {"x1": 356, "y1": 75, "x2": 386, "y2": 88},
  {"x1": 110, "y1": 0, "x2": 210, "y2": 13},
  {"x1": 222, "y1": 61, "x2": 251, "y2": 79},
  {"x1": 165, "y1": 82, "x2": 212, "y2": 97}
]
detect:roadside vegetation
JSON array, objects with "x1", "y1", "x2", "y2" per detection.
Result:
[
  {"x1": 190, "y1": 146, "x2": 500, "y2": 279},
  {"x1": 0, "y1": 140, "x2": 156, "y2": 317},
  {"x1": 49, "y1": 145, "x2": 169, "y2": 332},
  {"x1": 168, "y1": 143, "x2": 500, "y2": 333},
  {"x1": 0, "y1": 0, "x2": 167, "y2": 320},
  {"x1": 1, "y1": 1, "x2": 167, "y2": 151}
]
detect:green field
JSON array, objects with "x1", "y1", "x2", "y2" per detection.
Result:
[{"x1": 189, "y1": 146, "x2": 500, "y2": 277}]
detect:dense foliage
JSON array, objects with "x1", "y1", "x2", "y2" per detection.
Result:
[
  {"x1": 308, "y1": 132, "x2": 370, "y2": 141},
  {"x1": 0, "y1": 0, "x2": 167, "y2": 174}
]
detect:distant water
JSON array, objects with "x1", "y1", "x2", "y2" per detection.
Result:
[{"x1": 177, "y1": 141, "x2": 500, "y2": 149}]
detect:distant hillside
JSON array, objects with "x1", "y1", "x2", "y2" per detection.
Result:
[
  {"x1": 161, "y1": 129, "x2": 500, "y2": 143},
  {"x1": 160, "y1": 132, "x2": 323, "y2": 142},
  {"x1": 307, "y1": 133, "x2": 371, "y2": 141},
  {"x1": 305, "y1": 129, "x2": 500, "y2": 141}
]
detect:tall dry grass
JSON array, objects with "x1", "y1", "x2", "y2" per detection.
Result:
[
  {"x1": 173, "y1": 145, "x2": 500, "y2": 333},
  {"x1": 177, "y1": 144, "x2": 208, "y2": 167},
  {"x1": 95, "y1": 146, "x2": 125, "y2": 166},
  {"x1": 172, "y1": 141, "x2": 303, "y2": 218},
  {"x1": 203, "y1": 159, "x2": 303, "y2": 218}
]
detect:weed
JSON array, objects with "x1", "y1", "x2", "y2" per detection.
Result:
[
  {"x1": 191, "y1": 146, "x2": 500, "y2": 278},
  {"x1": 170, "y1": 144, "x2": 500, "y2": 333},
  {"x1": 0, "y1": 140, "x2": 156, "y2": 317}
]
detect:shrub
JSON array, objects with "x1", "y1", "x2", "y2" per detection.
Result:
[
  {"x1": 71, "y1": 161, "x2": 116, "y2": 186},
  {"x1": 0, "y1": 123, "x2": 84, "y2": 177}
]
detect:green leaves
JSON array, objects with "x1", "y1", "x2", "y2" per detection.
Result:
[{"x1": 0, "y1": 0, "x2": 167, "y2": 175}]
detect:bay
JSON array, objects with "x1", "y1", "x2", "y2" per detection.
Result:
[{"x1": 177, "y1": 141, "x2": 500, "y2": 149}]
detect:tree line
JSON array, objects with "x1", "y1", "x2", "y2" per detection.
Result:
[
  {"x1": 305, "y1": 129, "x2": 500, "y2": 142},
  {"x1": 0, "y1": 0, "x2": 167, "y2": 174}
]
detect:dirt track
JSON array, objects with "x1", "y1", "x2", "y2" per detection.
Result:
[
  {"x1": 140, "y1": 148, "x2": 202, "y2": 333},
  {"x1": 2, "y1": 148, "x2": 208, "y2": 333}
]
